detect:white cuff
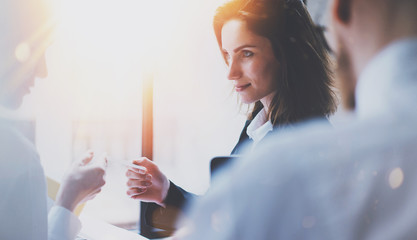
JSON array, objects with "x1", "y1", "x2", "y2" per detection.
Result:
[{"x1": 48, "y1": 206, "x2": 82, "y2": 240}]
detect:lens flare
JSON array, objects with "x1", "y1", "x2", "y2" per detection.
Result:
[
  {"x1": 388, "y1": 167, "x2": 404, "y2": 189},
  {"x1": 15, "y1": 42, "x2": 31, "y2": 63}
]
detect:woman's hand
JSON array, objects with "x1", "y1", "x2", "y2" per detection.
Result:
[
  {"x1": 55, "y1": 151, "x2": 107, "y2": 212},
  {"x1": 126, "y1": 157, "x2": 170, "y2": 206}
]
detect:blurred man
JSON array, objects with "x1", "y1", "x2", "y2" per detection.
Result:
[
  {"x1": 0, "y1": 0, "x2": 107, "y2": 239},
  {"x1": 181, "y1": 0, "x2": 417, "y2": 239}
]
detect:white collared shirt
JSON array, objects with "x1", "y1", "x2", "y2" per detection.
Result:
[
  {"x1": 246, "y1": 108, "x2": 273, "y2": 150},
  {"x1": 0, "y1": 120, "x2": 81, "y2": 240},
  {"x1": 184, "y1": 38, "x2": 417, "y2": 240}
]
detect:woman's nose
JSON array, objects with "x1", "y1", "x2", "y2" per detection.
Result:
[{"x1": 227, "y1": 60, "x2": 242, "y2": 80}]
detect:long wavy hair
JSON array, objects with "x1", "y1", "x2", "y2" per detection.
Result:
[{"x1": 214, "y1": 0, "x2": 337, "y2": 126}]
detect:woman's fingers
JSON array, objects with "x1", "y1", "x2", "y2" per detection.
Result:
[
  {"x1": 126, "y1": 170, "x2": 152, "y2": 180},
  {"x1": 128, "y1": 165, "x2": 147, "y2": 174},
  {"x1": 132, "y1": 157, "x2": 147, "y2": 166},
  {"x1": 131, "y1": 195, "x2": 145, "y2": 200},
  {"x1": 80, "y1": 151, "x2": 94, "y2": 165},
  {"x1": 127, "y1": 187, "x2": 147, "y2": 197},
  {"x1": 131, "y1": 158, "x2": 154, "y2": 171},
  {"x1": 127, "y1": 179, "x2": 152, "y2": 188}
]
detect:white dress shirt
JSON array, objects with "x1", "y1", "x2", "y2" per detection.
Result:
[
  {"x1": 246, "y1": 108, "x2": 273, "y2": 150},
  {"x1": 183, "y1": 38, "x2": 417, "y2": 240},
  {"x1": 0, "y1": 119, "x2": 81, "y2": 240}
]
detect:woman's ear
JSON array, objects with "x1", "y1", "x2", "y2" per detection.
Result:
[{"x1": 332, "y1": 0, "x2": 352, "y2": 24}]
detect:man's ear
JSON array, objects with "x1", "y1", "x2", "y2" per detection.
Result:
[{"x1": 332, "y1": 0, "x2": 352, "y2": 24}]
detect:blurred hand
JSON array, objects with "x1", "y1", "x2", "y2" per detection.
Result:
[
  {"x1": 126, "y1": 157, "x2": 170, "y2": 206},
  {"x1": 55, "y1": 151, "x2": 107, "y2": 212}
]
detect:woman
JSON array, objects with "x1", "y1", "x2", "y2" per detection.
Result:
[
  {"x1": 0, "y1": 1, "x2": 107, "y2": 239},
  {"x1": 126, "y1": 0, "x2": 336, "y2": 237}
]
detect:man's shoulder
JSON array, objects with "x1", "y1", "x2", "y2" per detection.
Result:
[
  {"x1": 264, "y1": 112, "x2": 413, "y2": 151},
  {"x1": 0, "y1": 121, "x2": 22, "y2": 149},
  {"x1": 0, "y1": 120, "x2": 39, "y2": 172},
  {"x1": 260, "y1": 118, "x2": 339, "y2": 152},
  {"x1": 242, "y1": 113, "x2": 416, "y2": 176},
  {"x1": 0, "y1": 121, "x2": 29, "y2": 150}
]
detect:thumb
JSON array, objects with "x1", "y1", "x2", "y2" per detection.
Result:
[
  {"x1": 133, "y1": 157, "x2": 152, "y2": 167},
  {"x1": 81, "y1": 151, "x2": 94, "y2": 165},
  {"x1": 92, "y1": 152, "x2": 108, "y2": 169}
]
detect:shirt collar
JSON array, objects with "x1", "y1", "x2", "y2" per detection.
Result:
[
  {"x1": 246, "y1": 108, "x2": 274, "y2": 144},
  {"x1": 355, "y1": 38, "x2": 417, "y2": 119}
]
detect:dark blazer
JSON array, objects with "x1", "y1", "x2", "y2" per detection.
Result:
[
  {"x1": 139, "y1": 119, "x2": 263, "y2": 238},
  {"x1": 139, "y1": 114, "x2": 330, "y2": 238}
]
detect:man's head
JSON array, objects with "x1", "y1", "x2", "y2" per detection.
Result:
[
  {"x1": 328, "y1": 0, "x2": 417, "y2": 109},
  {"x1": 0, "y1": 0, "x2": 54, "y2": 109}
]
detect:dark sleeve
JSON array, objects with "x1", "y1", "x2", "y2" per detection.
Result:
[
  {"x1": 140, "y1": 181, "x2": 197, "y2": 238},
  {"x1": 231, "y1": 120, "x2": 252, "y2": 155},
  {"x1": 140, "y1": 119, "x2": 255, "y2": 238}
]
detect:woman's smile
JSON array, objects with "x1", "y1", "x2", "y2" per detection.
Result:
[{"x1": 235, "y1": 83, "x2": 251, "y2": 92}]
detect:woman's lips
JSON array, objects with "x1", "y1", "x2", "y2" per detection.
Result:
[{"x1": 235, "y1": 83, "x2": 251, "y2": 92}]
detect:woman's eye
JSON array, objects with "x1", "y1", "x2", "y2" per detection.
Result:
[{"x1": 242, "y1": 50, "x2": 254, "y2": 57}]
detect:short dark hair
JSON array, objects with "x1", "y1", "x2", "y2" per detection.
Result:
[{"x1": 214, "y1": 0, "x2": 337, "y2": 126}]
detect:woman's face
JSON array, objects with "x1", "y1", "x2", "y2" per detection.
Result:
[
  {"x1": 221, "y1": 19, "x2": 280, "y2": 107},
  {"x1": 0, "y1": 0, "x2": 51, "y2": 109},
  {"x1": 0, "y1": 42, "x2": 49, "y2": 109}
]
